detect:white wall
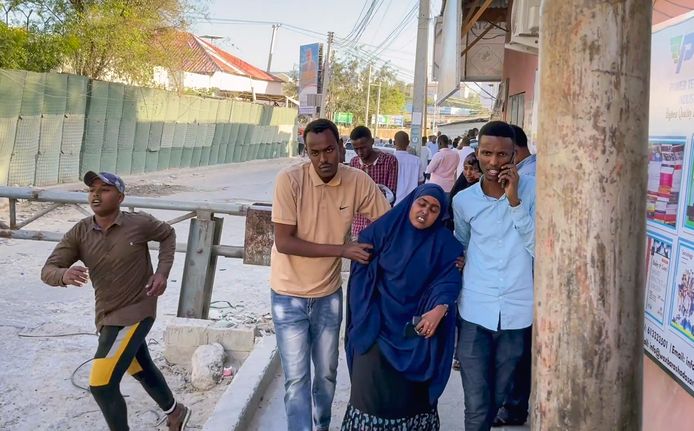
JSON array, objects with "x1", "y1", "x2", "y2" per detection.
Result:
[{"x1": 152, "y1": 67, "x2": 282, "y2": 96}]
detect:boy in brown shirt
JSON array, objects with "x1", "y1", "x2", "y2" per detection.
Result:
[{"x1": 41, "y1": 171, "x2": 190, "y2": 431}]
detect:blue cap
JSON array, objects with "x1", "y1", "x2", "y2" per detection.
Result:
[{"x1": 84, "y1": 171, "x2": 125, "y2": 193}]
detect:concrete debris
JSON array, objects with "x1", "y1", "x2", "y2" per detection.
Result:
[{"x1": 191, "y1": 343, "x2": 225, "y2": 390}]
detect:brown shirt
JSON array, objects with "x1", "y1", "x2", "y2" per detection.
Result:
[
  {"x1": 41, "y1": 211, "x2": 176, "y2": 330},
  {"x1": 270, "y1": 162, "x2": 390, "y2": 298}
]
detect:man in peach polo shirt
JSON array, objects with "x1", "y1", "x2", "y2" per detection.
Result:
[{"x1": 270, "y1": 118, "x2": 390, "y2": 431}]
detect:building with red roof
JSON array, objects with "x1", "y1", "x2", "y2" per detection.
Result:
[{"x1": 154, "y1": 30, "x2": 288, "y2": 104}]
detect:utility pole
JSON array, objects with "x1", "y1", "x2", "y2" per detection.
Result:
[
  {"x1": 374, "y1": 82, "x2": 382, "y2": 138},
  {"x1": 365, "y1": 64, "x2": 372, "y2": 127},
  {"x1": 320, "y1": 31, "x2": 335, "y2": 119},
  {"x1": 410, "y1": 0, "x2": 429, "y2": 161},
  {"x1": 533, "y1": 1, "x2": 651, "y2": 430},
  {"x1": 266, "y1": 24, "x2": 280, "y2": 73}
]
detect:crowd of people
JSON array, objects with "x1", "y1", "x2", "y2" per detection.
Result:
[
  {"x1": 271, "y1": 118, "x2": 537, "y2": 431},
  {"x1": 37, "y1": 116, "x2": 536, "y2": 431}
]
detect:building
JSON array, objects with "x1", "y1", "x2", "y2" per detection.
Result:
[{"x1": 154, "y1": 31, "x2": 289, "y2": 105}]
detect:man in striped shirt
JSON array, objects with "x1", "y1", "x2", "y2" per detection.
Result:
[{"x1": 349, "y1": 126, "x2": 398, "y2": 238}]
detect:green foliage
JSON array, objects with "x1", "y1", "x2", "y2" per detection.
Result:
[
  {"x1": 0, "y1": 22, "x2": 72, "y2": 71},
  {"x1": 1, "y1": 0, "x2": 199, "y2": 82},
  {"x1": 326, "y1": 53, "x2": 408, "y2": 125}
]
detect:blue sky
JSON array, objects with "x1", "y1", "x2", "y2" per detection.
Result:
[{"x1": 189, "y1": 0, "x2": 443, "y2": 81}]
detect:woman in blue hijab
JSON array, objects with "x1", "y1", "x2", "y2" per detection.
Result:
[{"x1": 342, "y1": 184, "x2": 464, "y2": 430}]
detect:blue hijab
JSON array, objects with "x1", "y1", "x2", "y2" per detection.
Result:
[{"x1": 346, "y1": 183, "x2": 464, "y2": 404}]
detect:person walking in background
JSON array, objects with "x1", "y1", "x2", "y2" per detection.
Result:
[
  {"x1": 426, "y1": 134, "x2": 459, "y2": 193},
  {"x1": 427, "y1": 135, "x2": 439, "y2": 163},
  {"x1": 511, "y1": 125, "x2": 536, "y2": 176},
  {"x1": 41, "y1": 171, "x2": 190, "y2": 431},
  {"x1": 456, "y1": 134, "x2": 476, "y2": 179},
  {"x1": 342, "y1": 184, "x2": 464, "y2": 431},
  {"x1": 452, "y1": 121, "x2": 535, "y2": 431},
  {"x1": 393, "y1": 131, "x2": 425, "y2": 205},
  {"x1": 271, "y1": 119, "x2": 390, "y2": 431},
  {"x1": 349, "y1": 125, "x2": 398, "y2": 238}
]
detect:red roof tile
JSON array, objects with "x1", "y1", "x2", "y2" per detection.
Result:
[{"x1": 161, "y1": 31, "x2": 281, "y2": 82}]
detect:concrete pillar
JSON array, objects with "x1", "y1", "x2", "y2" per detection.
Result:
[{"x1": 533, "y1": 1, "x2": 651, "y2": 430}]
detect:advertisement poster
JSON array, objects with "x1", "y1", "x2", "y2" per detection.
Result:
[
  {"x1": 646, "y1": 232, "x2": 673, "y2": 325},
  {"x1": 298, "y1": 43, "x2": 322, "y2": 116},
  {"x1": 645, "y1": 11, "x2": 694, "y2": 394},
  {"x1": 671, "y1": 241, "x2": 694, "y2": 344},
  {"x1": 647, "y1": 137, "x2": 685, "y2": 230}
]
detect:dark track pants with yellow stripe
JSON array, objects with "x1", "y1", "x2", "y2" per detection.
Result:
[{"x1": 90, "y1": 317, "x2": 175, "y2": 431}]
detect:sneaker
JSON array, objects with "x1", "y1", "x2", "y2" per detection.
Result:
[
  {"x1": 492, "y1": 406, "x2": 527, "y2": 427},
  {"x1": 166, "y1": 403, "x2": 191, "y2": 431}
]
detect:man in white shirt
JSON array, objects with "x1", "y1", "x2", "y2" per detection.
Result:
[
  {"x1": 393, "y1": 131, "x2": 425, "y2": 205},
  {"x1": 426, "y1": 135, "x2": 439, "y2": 163}
]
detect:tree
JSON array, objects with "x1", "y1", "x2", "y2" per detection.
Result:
[
  {"x1": 325, "y1": 53, "x2": 408, "y2": 125},
  {"x1": 2, "y1": 0, "x2": 197, "y2": 83},
  {"x1": 283, "y1": 67, "x2": 298, "y2": 100}
]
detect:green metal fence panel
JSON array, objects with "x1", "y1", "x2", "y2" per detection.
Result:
[
  {"x1": 169, "y1": 123, "x2": 187, "y2": 169},
  {"x1": 59, "y1": 115, "x2": 85, "y2": 183},
  {"x1": 37, "y1": 114, "x2": 63, "y2": 185},
  {"x1": 157, "y1": 122, "x2": 174, "y2": 171},
  {"x1": 224, "y1": 102, "x2": 240, "y2": 163},
  {"x1": 147, "y1": 122, "x2": 163, "y2": 152},
  {"x1": 42, "y1": 73, "x2": 68, "y2": 115},
  {"x1": 66, "y1": 74, "x2": 88, "y2": 115},
  {"x1": 145, "y1": 121, "x2": 162, "y2": 173},
  {"x1": 102, "y1": 118, "x2": 120, "y2": 154},
  {"x1": 122, "y1": 86, "x2": 138, "y2": 121},
  {"x1": 145, "y1": 149, "x2": 159, "y2": 172},
  {"x1": 161, "y1": 123, "x2": 175, "y2": 149},
  {"x1": 83, "y1": 119, "x2": 105, "y2": 153},
  {"x1": 131, "y1": 122, "x2": 150, "y2": 174},
  {"x1": 100, "y1": 150, "x2": 117, "y2": 174},
  {"x1": 117, "y1": 117, "x2": 136, "y2": 175},
  {"x1": 133, "y1": 122, "x2": 151, "y2": 152},
  {"x1": 8, "y1": 116, "x2": 41, "y2": 185},
  {"x1": 157, "y1": 148, "x2": 171, "y2": 171},
  {"x1": 80, "y1": 152, "x2": 101, "y2": 177},
  {"x1": 107, "y1": 82, "x2": 125, "y2": 118},
  {"x1": 0, "y1": 118, "x2": 18, "y2": 185},
  {"x1": 180, "y1": 123, "x2": 196, "y2": 168},
  {"x1": 87, "y1": 80, "x2": 109, "y2": 119},
  {"x1": 0, "y1": 69, "x2": 25, "y2": 117},
  {"x1": 235, "y1": 124, "x2": 248, "y2": 162},
  {"x1": 131, "y1": 150, "x2": 146, "y2": 174},
  {"x1": 20, "y1": 72, "x2": 45, "y2": 117}
]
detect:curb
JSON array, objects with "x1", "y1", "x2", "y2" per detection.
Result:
[{"x1": 202, "y1": 335, "x2": 280, "y2": 431}]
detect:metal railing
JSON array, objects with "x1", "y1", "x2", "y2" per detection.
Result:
[{"x1": 0, "y1": 186, "x2": 272, "y2": 319}]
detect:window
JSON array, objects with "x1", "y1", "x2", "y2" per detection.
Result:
[{"x1": 509, "y1": 93, "x2": 525, "y2": 128}]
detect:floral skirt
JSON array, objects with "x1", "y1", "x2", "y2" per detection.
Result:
[
  {"x1": 341, "y1": 343, "x2": 439, "y2": 430},
  {"x1": 341, "y1": 404, "x2": 440, "y2": 431}
]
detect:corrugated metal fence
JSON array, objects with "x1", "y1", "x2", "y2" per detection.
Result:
[{"x1": 0, "y1": 69, "x2": 297, "y2": 186}]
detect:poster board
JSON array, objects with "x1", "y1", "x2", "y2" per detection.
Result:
[{"x1": 644, "y1": 11, "x2": 694, "y2": 395}]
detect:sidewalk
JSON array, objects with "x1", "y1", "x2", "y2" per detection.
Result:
[{"x1": 247, "y1": 336, "x2": 530, "y2": 431}]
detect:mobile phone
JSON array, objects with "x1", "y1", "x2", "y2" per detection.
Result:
[
  {"x1": 404, "y1": 316, "x2": 423, "y2": 338},
  {"x1": 500, "y1": 153, "x2": 516, "y2": 188}
]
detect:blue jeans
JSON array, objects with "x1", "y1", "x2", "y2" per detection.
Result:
[
  {"x1": 457, "y1": 318, "x2": 529, "y2": 431},
  {"x1": 271, "y1": 288, "x2": 343, "y2": 431}
]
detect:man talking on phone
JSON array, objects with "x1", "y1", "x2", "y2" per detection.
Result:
[{"x1": 451, "y1": 121, "x2": 536, "y2": 431}]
